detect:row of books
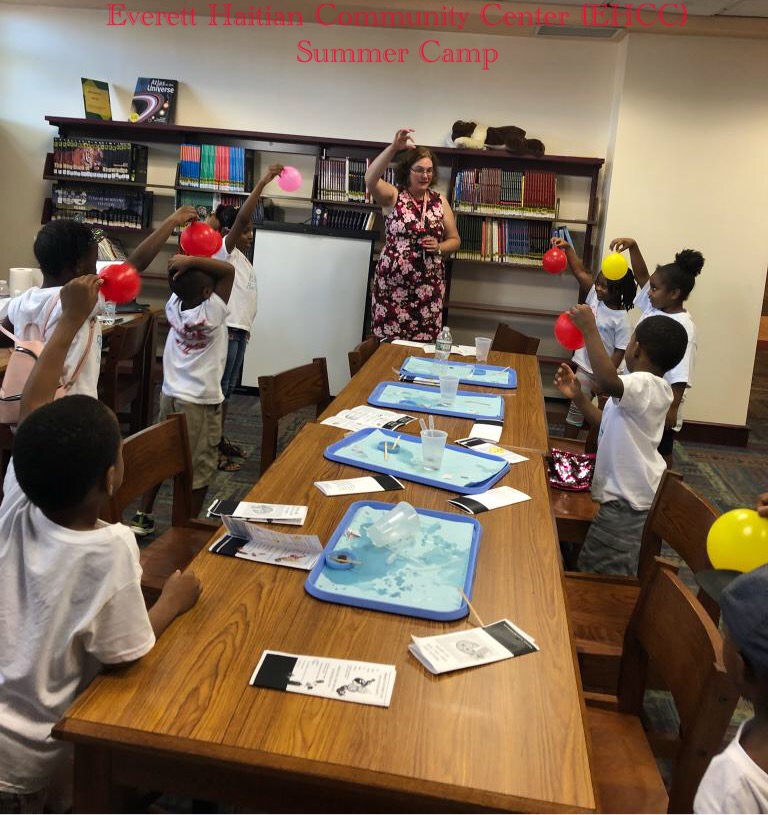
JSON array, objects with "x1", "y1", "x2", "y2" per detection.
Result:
[
  {"x1": 174, "y1": 190, "x2": 263, "y2": 225},
  {"x1": 52, "y1": 138, "x2": 147, "y2": 182},
  {"x1": 453, "y1": 168, "x2": 557, "y2": 217},
  {"x1": 316, "y1": 159, "x2": 396, "y2": 203},
  {"x1": 51, "y1": 183, "x2": 151, "y2": 229},
  {"x1": 454, "y1": 215, "x2": 553, "y2": 264},
  {"x1": 177, "y1": 145, "x2": 252, "y2": 192},
  {"x1": 311, "y1": 205, "x2": 376, "y2": 231}
]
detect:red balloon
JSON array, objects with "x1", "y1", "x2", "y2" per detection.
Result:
[
  {"x1": 542, "y1": 247, "x2": 567, "y2": 274},
  {"x1": 554, "y1": 312, "x2": 584, "y2": 351},
  {"x1": 98, "y1": 262, "x2": 141, "y2": 304},
  {"x1": 179, "y1": 221, "x2": 223, "y2": 257}
]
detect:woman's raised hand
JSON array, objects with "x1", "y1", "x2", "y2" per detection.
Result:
[{"x1": 392, "y1": 128, "x2": 415, "y2": 151}]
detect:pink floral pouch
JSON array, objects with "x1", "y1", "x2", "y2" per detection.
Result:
[{"x1": 547, "y1": 448, "x2": 596, "y2": 491}]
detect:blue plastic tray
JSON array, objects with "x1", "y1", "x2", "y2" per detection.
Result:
[
  {"x1": 368, "y1": 382, "x2": 505, "y2": 421},
  {"x1": 400, "y1": 356, "x2": 517, "y2": 389},
  {"x1": 323, "y1": 427, "x2": 509, "y2": 494},
  {"x1": 305, "y1": 500, "x2": 481, "y2": 621}
]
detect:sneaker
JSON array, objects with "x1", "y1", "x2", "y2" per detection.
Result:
[{"x1": 130, "y1": 511, "x2": 155, "y2": 537}]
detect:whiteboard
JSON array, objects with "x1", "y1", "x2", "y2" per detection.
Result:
[{"x1": 241, "y1": 228, "x2": 373, "y2": 395}]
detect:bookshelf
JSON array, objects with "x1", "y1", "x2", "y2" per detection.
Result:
[{"x1": 42, "y1": 117, "x2": 603, "y2": 368}]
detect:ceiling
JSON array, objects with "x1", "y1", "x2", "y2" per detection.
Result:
[{"x1": 4, "y1": 0, "x2": 768, "y2": 37}]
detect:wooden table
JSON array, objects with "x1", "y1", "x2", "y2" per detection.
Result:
[
  {"x1": 320, "y1": 344, "x2": 550, "y2": 456},
  {"x1": 55, "y1": 356, "x2": 596, "y2": 813}
]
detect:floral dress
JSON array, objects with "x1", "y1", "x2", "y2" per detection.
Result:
[{"x1": 371, "y1": 188, "x2": 445, "y2": 341}]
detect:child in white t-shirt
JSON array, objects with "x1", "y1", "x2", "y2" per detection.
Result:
[
  {"x1": 551, "y1": 237, "x2": 636, "y2": 435},
  {"x1": 554, "y1": 305, "x2": 689, "y2": 575},
  {"x1": 208, "y1": 163, "x2": 283, "y2": 471},
  {"x1": 0, "y1": 276, "x2": 200, "y2": 811},
  {"x1": 694, "y1": 561, "x2": 768, "y2": 813},
  {"x1": 609, "y1": 237, "x2": 704, "y2": 465},
  {"x1": 131, "y1": 254, "x2": 234, "y2": 534}
]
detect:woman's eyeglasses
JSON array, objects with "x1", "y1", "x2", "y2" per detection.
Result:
[{"x1": 410, "y1": 166, "x2": 434, "y2": 176}]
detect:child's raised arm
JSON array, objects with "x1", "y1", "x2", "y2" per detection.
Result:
[
  {"x1": 551, "y1": 237, "x2": 593, "y2": 294},
  {"x1": 168, "y1": 255, "x2": 235, "y2": 304},
  {"x1": 128, "y1": 205, "x2": 199, "y2": 272},
  {"x1": 568, "y1": 304, "x2": 624, "y2": 399},
  {"x1": 610, "y1": 236, "x2": 649, "y2": 288},
  {"x1": 19, "y1": 276, "x2": 102, "y2": 424},
  {"x1": 224, "y1": 164, "x2": 283, "y2": 254}
]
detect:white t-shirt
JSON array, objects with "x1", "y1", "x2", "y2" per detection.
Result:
[
  {"x1": 162, "y1": 292, "x2": 229, "y2": 404},
  {"x1": 635, "y1": 281, "x2": 697, "y2": 431},
  {"x1": 213, "y1": 243, "x2": 258, "y2": 333},
  {"x1": 694, "y1": 720, "x2": 768, "y2": 814},
  {"x1": 0, "y1": 464, "x2": 155, "y2": 794},
  {"x1": 592, "y1": 371, "x2": 673, "y2": 511},
  {"x1": 4, "y1": 287, "x2": 103, "y2": 399},
  {"x1": 573, "y1": 286, "x2": 631, "y2": 376}
]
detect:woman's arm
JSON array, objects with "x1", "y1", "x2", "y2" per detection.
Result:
[
  {"x1": 437, "y1": 196, "x2": 461, "y2": 255},
  {"x1": 365, "y1": 129, "x2": 413, "y2": 209},
  {"x1": 610, "y1": 237, "x2": 649, "y2": 288},
  {"x1": 551, "y1": 237, "x2": 593, "y2": 293},
  {"x1": 224, "y1": 164, "x2": 283, "y2": 254}
]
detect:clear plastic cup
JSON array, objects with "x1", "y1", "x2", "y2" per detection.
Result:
[
  {"x1": 100, "y1": 300, "x2": 116, "y2": 326},
  {"x1": 420, "y1": 429, "x2": 448, "y2": 470},
  {"x1": 368, "y1": 501, "x2": 421, "y2": 548},
  {"x1": 475, "y1": 337, "x2": 492, "y2": 363},
  {"x1": 439, "y1": 373, "x2": 460, "y2": 406}
]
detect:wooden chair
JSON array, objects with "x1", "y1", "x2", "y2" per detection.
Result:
[
  {"x1": 98, "y1": 313, "x2": 156, "y2": 434},
  {"x1": 586, "y1": 558, "x2": 738, "y2": 814},
  {"x1": 565, "y1": 470, "x2": 720, "y2": 694},
  {"x1": 348, "y1": 335, "x2": 380, "y2": 377},
  {"x1": 100, "y1": 413, "x2": 217, "y2": 605},
  {"x1": 258, "y1": 357, "x2": 331, "y2": 474},
  {"x1": 491, "y1": 323, "x2": 540, "y2": 355}
]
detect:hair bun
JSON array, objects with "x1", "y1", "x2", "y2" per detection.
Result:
[{"x1": 675, "y1": 248, "x2": 704, "y2": 277}]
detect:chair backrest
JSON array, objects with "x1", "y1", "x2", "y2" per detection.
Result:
[
  {"x1": 99, "y1": 314, "x2": 152, "y2": 405},
  {"x1": 101, "y1": 413, "x2": 195, "y2": 527},
  {"x1": 258, "y1": 357, "x2": 331, "y2": 473},
  {"x1": 637, "y1": 470, "x2": 720, "y2": 621},
  {"x1": 491, "y1": 323, "x2": 540, "y2": 355},
  {"x1": 618, "y1": 559, "x2": 739, "y2": 814},
  {"x1": 348, "y1": 335, "x2": 380, "y2": 377}
]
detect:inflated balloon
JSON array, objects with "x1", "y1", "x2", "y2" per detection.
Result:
[
  {"x1": 542, "y1": 247, "x2": 567, "y2": 274},
  {"x1": 602, "y1": 252, "x2": 629, "y2": 281},
  {"x1": 98, "y1": 262, "x2": 141, "y2": 304},
  {"x1": 554, "y1": 312, "x2": 584, "y2": 351},
  {"x1": 706, "y1": 508, "x2": 768, "y2": 573},
  {"x1": 277, "y1": 166, "x2": 303, "y2": 192},
  {"x1": 179, "y1": 221, "x2": 223, "y2": 257}
]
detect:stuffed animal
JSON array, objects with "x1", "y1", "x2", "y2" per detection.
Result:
[{"x1": 450, "y1": 121, "x2": 545, "y2": 157}]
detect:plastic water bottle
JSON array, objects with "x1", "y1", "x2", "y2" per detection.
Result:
[{"x1": 434, "y1": 326, "x2": 452, "y2": 361}]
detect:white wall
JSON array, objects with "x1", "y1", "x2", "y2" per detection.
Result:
[
  {"x1": 604, "y1": 33, "x2": 768, "y2": 426},
  {"x1": 1, "y1": 4, "x2": 765, "y2": 426}
]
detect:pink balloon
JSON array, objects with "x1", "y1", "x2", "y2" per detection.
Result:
[
  {"x1": 554, "y1": 312, "x2": 585, "y2": 351},
  {"x1": 277, "y1": 166, "x2": 302, "y2": 192}
]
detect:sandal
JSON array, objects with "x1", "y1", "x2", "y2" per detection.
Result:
[
  {"x1": 217, "y1": 454, "x2": 242, "y2": 472},
  {"x1": 219, "y1": 437, "x2": 247, "y2": 458}
]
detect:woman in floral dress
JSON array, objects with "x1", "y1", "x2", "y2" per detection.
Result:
[{"x1": 365, "y1": 129, "x2": 461, "y2": 341}]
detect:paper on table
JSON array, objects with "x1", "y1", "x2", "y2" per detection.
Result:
[
  {"x1": 410, "y1": 619, "x2": 538, "y2": 675},
  {"x1": 469, "y1": 420, "x2": 503, "y2": 443},
  {"x1": 220, "y1": 517, "x2": 322, "y2": 569},
  {"x1": 231, "y1": 502, "x2": 307, "y2": 525},
  {"x1": 314, "y1": 474, "x2": 404, "y2": 496},
  {"x1": 250, "y1": 650, "x2": 396, "y2": 707},
  {"x1": 321, "y1": 405, "x2": 416, "y2": 432},
  {"x1": 447, "y1": 486, "x2": 531, "y2": 515},
  {"x1": 455, "y1": 438, "x2": 529, "y2": 465}
]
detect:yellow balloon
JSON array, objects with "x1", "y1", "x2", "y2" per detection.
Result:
[
  {"x1": 602, "y1": 252, "x2": 629, "y2": 281},
  {"x1": 706, "y1": 508, "x2": 768, "y2": 572}
]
